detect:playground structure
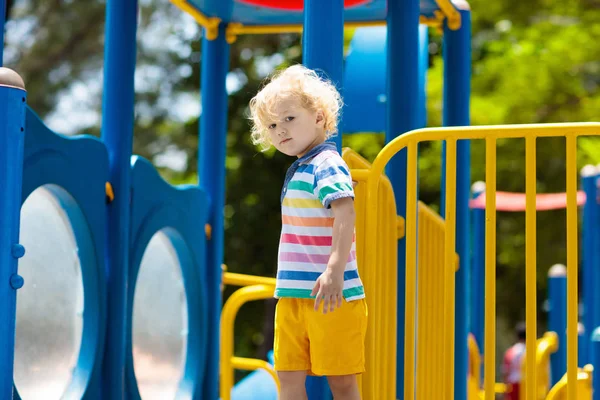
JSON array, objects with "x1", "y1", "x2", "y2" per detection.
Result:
[{"x1": 1, "y1": 0, "x2": 600, "y2": 400}]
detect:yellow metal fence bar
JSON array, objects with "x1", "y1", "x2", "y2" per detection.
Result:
[
  {"x1": 231, "y1": 357, "x2": 280, "y2": 393},
  {"x1": 566, "y1": 134, "x2": 579, "y2": 400},
  {"x1": 484, "y1": 136, "x2": 497, "y2": 400},
  {"x1": 444, "y1": 139, "x2": 458, "y2": 399},
  {"x1": 220, "y1": 284, "x2": 276, "y2": 400},
  {"x1": 405, "y1": 141, "x2": 418, "y2": 400},
  {"x1": 223, "y1": 271, "x2": 276, "y2": 287},
  {"x1": 525, "y1": 136, "x2": 537, "y2": 400}
]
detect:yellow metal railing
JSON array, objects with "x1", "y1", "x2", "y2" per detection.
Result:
[
  {"x1": 359, "y1": 122, "x2": 600, "y2": 400},
  {"x1": 343, "y1": 149, "x2": 398, "y2": 400},
  {"x1": 220, "y1": 272, "x2": 278, "y2": 400}
]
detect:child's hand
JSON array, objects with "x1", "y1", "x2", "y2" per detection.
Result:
[{"x1": 311, "y1": 267, "x2": 344, "y2": 314}]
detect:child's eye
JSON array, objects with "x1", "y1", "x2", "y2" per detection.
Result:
[
  {"x1": 285, "y1": 116, "x2": 295, "y2": 122},
  {"x1": 268, "y1": 123, "x2": 276, "y2": 129}
]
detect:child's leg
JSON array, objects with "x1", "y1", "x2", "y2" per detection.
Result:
[
  {"x1": 327, "y1": 374, "x2": 361, "y2": 400},
  {"x1": 278, "y1": 371, "x2": 308, "y2": 400}
]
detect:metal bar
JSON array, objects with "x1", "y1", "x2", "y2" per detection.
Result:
[
  {"x1": 0, "y1": 0, "x2": 6, "y2": 66},
  {"x1": 223, "y1": 272, "x2": 276, "y2": 287},
  {"x1": 303, "y1": 0, "x2": 344, "y2": 151},
  {"x1": 484, "y1": 137, "x2": 497, "y2": 400},
  {"x1": 199, "y1": 23, "x2": 230, "y2": 400},
  {"x1": 525, "y1": 136, "x2": 537, "y2": 400},
  {"x1": 444, "y1": 139, "x2": 457, "y2": 398},
  {"x1": 548, "y1": 264, "x2": 567, "y2": 387},
  {"x1": 443, "y1": 7, "x2": 471, "y2": 399},
  {"x1": 302, "y1": 1, "x2": 343, "y2": 397},
  {"x1": 100, "y1": 0, "x2": 138, "y2": 396},
  {"x1": 405, "y1": 141, "x2": 418, "y2": 400},
  {"x1": 581, "y1": 166, "x2": 597, "y2": 365},
  {"x1": 386, "y1": 0, "x2": 420, "y2": 396},
  {"x1": 0, "y1": 68, "x2": 26, "y2": 398},
  {"x1": 220, "y1": 285, "x2": 275, "y2": 400},
  {"x1": 369, "y1": 124, "x2": 600, "y2": 183},
  {"x1": 566, "y1": 134, "x2": 578, "y2": 400}
]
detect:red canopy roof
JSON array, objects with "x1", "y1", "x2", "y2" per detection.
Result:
[{"x1": 469, "y1": 191, "x2": 587, "y2": 211}]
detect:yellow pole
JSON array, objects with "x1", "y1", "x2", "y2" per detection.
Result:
[
  {"x1": 444, "y1": 139, "x2": 457, "y2": 399},
  {"x1": 566, "y1": 134, "x2": 578, "y2": 400},
  {"x1": 405, "y1": 141, "x2": 418, "y2": 400},
  {"x1": 525, "y1": 136, "x2": 537, "y2": 400},
  {"x1": 484, "y1": 137, "x2": 497, "y2": 400}
]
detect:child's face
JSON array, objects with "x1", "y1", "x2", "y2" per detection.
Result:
[{"x1": 267, "y1": 98, "x2": 325, "y2": 158}]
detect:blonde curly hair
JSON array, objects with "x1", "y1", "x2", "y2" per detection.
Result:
[{"x1": 248, "y1": 64, "x2": 343, "y2": 151}]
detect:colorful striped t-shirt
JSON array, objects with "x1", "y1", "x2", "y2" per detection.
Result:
[{"x1": 275, "y1": 149, "x2": 365, "y2": 302}]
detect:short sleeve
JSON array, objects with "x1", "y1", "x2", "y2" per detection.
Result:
[{"x1": 313, "y1": 155, "x2": 355, "y2": 209}]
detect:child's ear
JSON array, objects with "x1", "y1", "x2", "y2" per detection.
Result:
[{"x1": 315, "y1": 110, "x2": 325, "y2": 126}]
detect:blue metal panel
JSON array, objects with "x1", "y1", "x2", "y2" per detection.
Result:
[
  {"x1": 442, "y1": 8, "x2": 471, "y2": 400},
  {"x1": 100, "y1": 0, "x2": 138, "y2": 398},
  {"x1": 582, "y1": 171, "x2": 598, "y2": 365},
  {"x1": 199, "y1": 23, "x2": 229, "y2": 400},
  {"x1": 386, "y1": 0, "x2": 420, "y2": 397},
  {"x1": 186, "y1": 0, "x2": 449, "y2": 25},
  {"x1": 417, "y1": 25, "x2": 429, "y2": 129},
  {"x1": 126, "y1": 157, "x2": 209, "y2": 399},
  {"x1": 470, "y1": 186, "x2": 485, "y2": 356},
  {"x1": 0, "y1": 71, "x2": 26, "y2": 399},
  {"x1": 548, "y1": 264, "x2": 567, "y2": 387},
  {"x1": 13, "y1": 107, "x2": 109, "y2": 400}
]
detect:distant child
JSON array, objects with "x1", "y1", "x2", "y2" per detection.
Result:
[
  {"x1": 249, "y1": 64, "x2": 367, "y2": 400},
  {"x1": 502, "y1": 322, "x2": 527, "y2": 400}
]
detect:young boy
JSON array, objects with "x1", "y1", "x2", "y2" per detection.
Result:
[{"x1": 249, "y1": 65, "x2": 367, "y2": 400}]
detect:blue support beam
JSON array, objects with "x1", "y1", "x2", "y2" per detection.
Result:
[
  {"x1": 548, "y1": 264, "x2": 567, "y2": 387},
  {"x1": 581, "y1": 166, "x2": 598, "y2": 365},
  {"x1": 0, "y1": 0, "x2": 5, "y2": 65},
  {"x1": 442, "y1": 3, "x2": 471, "y2": 399},
  {"x1": 417, "y1": 25, "x2": 429, "y2": 129},
  {"x1": 592, "y1": 327, "x2": 600, "y2": 400},
  {"x1": 302, "y1": 1, "x2": 343, "y2": 397},
  {"x1": 198, "y1": 24, "x2": 230, "y2": 400},
  {"x1": 0, "y1": 68, "x2": 26, "y2": 399},
  {"x1": 100, "y1": 0, "x2": 138, "y2": 398},
  {"x1": 303, "y1": 0, "x2": 344, "y2": 153},
  {"x1": 387, "y1": 0, "x2": 420, "y2": 398}
]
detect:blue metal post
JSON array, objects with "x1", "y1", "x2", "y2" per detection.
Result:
[
  {"x1": 387, "y1": 0, "x2": 420, "y2": 398},
  {"x1": 592, "y1": 327, "x2": 600, "y2": 400},
  {"x1": 100, "y1": 0, "x2": 138, "y2": 397},
  {"x1": 0, "y1": 68, "x2": 26, "y2": 399},
  {"x1": 581, "y1": 165, "x2": 598, "y2": 365},
  {"x1": 0, "y1": 0, "x2": 6, "y2": 65},
  {"x1": 302, "y1": 1, "x2": 343, "y2": 397},
  {"x1": 303, "y1": 0, "x2": 344, "y2": 153},
  {"x1": 442, "y1": 4, "x2": 471, "y2": 399},
  {"x1": 417, "y1": 25, "x2": 428, "y2": 129},
  {"x1": 199, "y1": 24, "x2": 229, "y2": 400},
  {"x1": 470, "y1": 182, "x2": 485, "y2": 356},
  {"x1": 548, "y1": 264, "x2": 567, "y2": 386}
]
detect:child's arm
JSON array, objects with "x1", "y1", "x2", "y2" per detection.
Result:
[{"x1": 311, "y1": 197, "x2": 356, "y2": 314}]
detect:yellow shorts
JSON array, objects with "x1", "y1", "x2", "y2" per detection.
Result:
[{"x1": 274, "y1": 297, "x2": 368, "y2": 376}]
